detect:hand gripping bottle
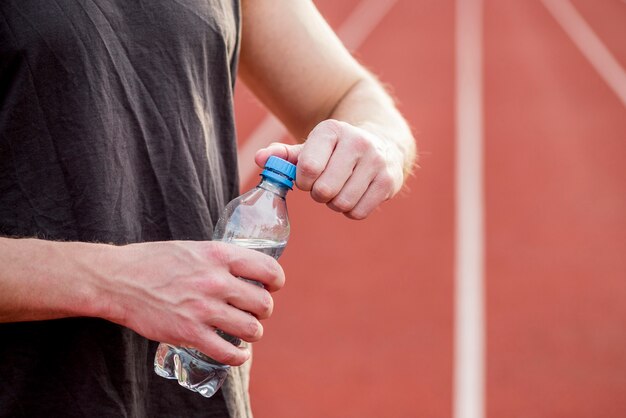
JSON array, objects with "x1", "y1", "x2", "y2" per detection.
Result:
[{"x1": 153, "y1": 156, "x2": 296, "y2": 397}]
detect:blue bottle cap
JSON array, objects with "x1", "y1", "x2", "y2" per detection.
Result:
[{"x1": 262, "y1": 156, "x2": 297, "y2": 189}]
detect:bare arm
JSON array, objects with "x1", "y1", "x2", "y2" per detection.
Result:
[
  {"x1": 240, "y1": 0, "x2": 416, "y2": 219},
  {"x1": 0, "y1": 237, "x2": 284, "y2": 366},
  {"x1": 0, "y1": 238, "x2": 101, "y2": 322}
]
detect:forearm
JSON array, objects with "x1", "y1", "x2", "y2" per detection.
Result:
[
  {"x1": 0, "y1": 236, "x2": 285, "y2": 365},
  {"x1": 239, "y1": 0, "x2": 416, "y2": 181},
  {"x1": 0, "y1": 237, "x2": 107, "y2": 322},
  {"x1": 327, "y1": 75, "x2": 417, "y2": 180}
]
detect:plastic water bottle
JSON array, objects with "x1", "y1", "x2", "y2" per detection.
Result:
[{"x1": 154, "y1": 156, "x2": 296, "y2": 397}]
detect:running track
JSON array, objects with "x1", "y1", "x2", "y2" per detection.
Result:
[{"x1": 233, "y1": 1, "x2": 626, "y2": 417}]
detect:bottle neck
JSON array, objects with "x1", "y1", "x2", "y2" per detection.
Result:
[{"x1": 258, "y1": 176, "x2": 290, "y2": 198}]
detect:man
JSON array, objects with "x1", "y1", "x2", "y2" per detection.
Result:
[{"x1": 0, "y1": 1, "x2": 416, "y2": 417}]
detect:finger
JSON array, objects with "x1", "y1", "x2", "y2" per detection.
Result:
[
  {"x1": 209, "y1": 304, "x2": 265, "y2": 343},
  {"x1": 346, "y1": 173, "x2": 395, "y2": 220},
  {"x1": 326, "y1": 162, "x2": 375, "y2": 213},
  {"x1": 310, "y1": 139, "x2": 360, "y2": 203},
  {"x1": 208, "y1": 242, "x2": 285, "y2": 292},
  {"x1": 193, "y1": 328, "x2": 251, "y2": 366},
  {"x1": 296, "y1": 121, "x2": 340, "y2": 191},
  {"x1": 255, "y1": 142, "x2": 303, "y2": 168},
  {"x1": 225, "y1": 280, "x2": 274, "y2": 320}
]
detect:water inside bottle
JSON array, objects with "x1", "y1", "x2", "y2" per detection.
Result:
[{"x1": 226, "y1": 238, "x2": 287, "y2": 260}]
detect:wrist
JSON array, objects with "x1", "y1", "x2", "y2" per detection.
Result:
[
  {"x1": 67, "y1": 241, "x2": 127, "y2": 323},
  {"x1": 40, "y1": 239, "x2": 115, "y2": 320},
  {"x1": 356, "y1": 121, "x2": 415, "y2": 184}
]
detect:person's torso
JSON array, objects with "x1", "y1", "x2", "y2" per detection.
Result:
[
  {"x1": 0, "y1": 1, "x2": 241, "y2": 416},
  {"x1": 0, "y1": 0, "x2": 241, "y2": 244}
]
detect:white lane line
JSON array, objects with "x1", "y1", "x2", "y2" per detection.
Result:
[
  {"x1": 237, "y1": 0, "x2": 400, "y2": 184},
  {"x1": 453, "y1": 0, "x2": 485, "y2": 418},
  {"x1": 334, "y1": 0, "x2": 399, "y2": 50},
  {"x1": 542, "y1": 0, "x2": 626, "y2": 109}
]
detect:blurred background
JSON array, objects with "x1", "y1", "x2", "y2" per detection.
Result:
[{"x1": 234, "y1": 1, "x2": 626, "y2": 417}]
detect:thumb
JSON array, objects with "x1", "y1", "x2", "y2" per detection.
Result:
[{"x1": 254, "y1": 142, "x2": 303, "y2": 168}]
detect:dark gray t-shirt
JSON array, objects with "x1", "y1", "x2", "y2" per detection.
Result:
[{"x1": 0, "y1": 1, "x2": 241, "y2": 416}]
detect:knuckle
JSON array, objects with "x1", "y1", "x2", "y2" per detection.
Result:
[
  {"x1": 215, "y1": 347, "x2": 239, "y2": 366},
  {"x1": 376, "y1": 173, "x2": 396, "y2": 194},
  {"x1": 350, "y1": 135, "x2": 370, "y2": 154},
  {"x1": 206, "y1": 273, "x2": 229, "y2": 296},
  {"x1": 312, "y1": 181, "x2": 337, "y2": 202},
  {"x1": 206, "y1": 303, "x2": 226, "y2": 324},
  {"x1": 348, "y1": 208, "x2": 369, "y2": 220},
  {"x1": 371, "y1": 155, "x2": 387, "y2": 170},
  {"x1": 331, "y1": 196, "x2": 355, "y2": 212},
  {"x1": 265, "y1": 259, "x2": 285, "y2": 289},
  {"x1": 261, "y1": 256, "x2": 276, "y2": 276},
  {"x1": 259, "y1": 291, "x2": 274, "y2": 319},
  {"x1": 314, "y1": 119, "x2": 344, "y2": 136},
  {"x1": 245, "y1": 320, "x2": 263, "y2": 341},
  {"x1": 328, "y1": 203, "x2": 345, "y2": 214},
  {"x1": 187, "y1": 298, "x2": 208, "y2": 317},
  {"x1": 206, "y1": 241, "x2": 229, "y2": 265},
  {"x1": 298, "y1": 158, "x2": 324, "y2": 179}
]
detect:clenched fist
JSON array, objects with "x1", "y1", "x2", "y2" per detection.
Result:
[{"x1": 255, "y1": 119, "x2": 405, "y2": 220}]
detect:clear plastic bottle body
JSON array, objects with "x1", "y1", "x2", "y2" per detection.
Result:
[{"x1": 154, "y1": 175, "x2": 291, "y2": 397}]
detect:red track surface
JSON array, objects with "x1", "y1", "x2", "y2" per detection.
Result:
[
  {"x1": 234, "y1": 1, "x2": 626, "y2": 417},
  {"x1": 485, "y1": 1, "x2": 626, "y2": 417}
]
